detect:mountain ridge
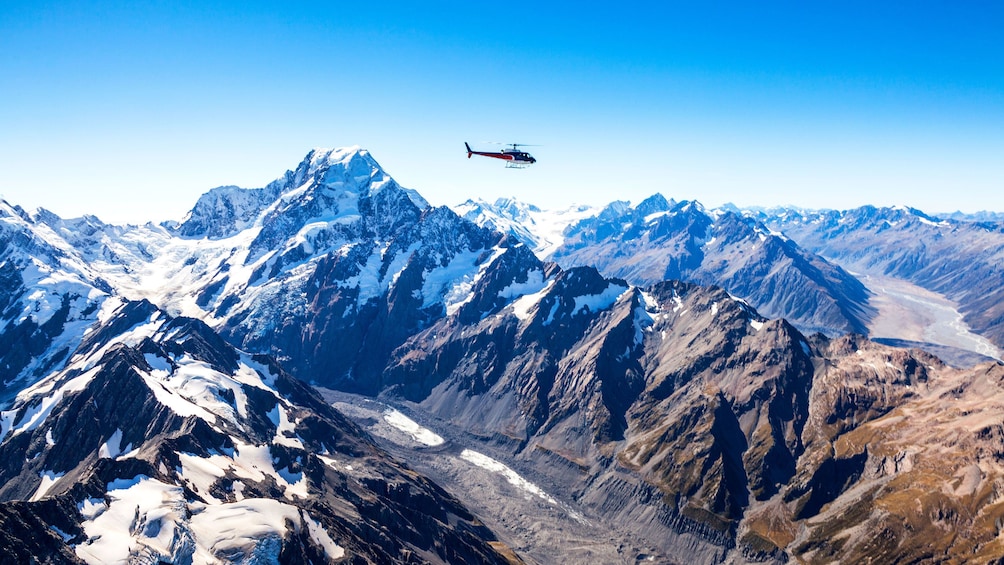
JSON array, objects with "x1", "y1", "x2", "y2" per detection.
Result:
[
  {"x1": 0, "y1": 297, "x2": 518, "y2": 563},
  {"x1": 456, "y1": 195, "x2": 875, "y2": 338}
]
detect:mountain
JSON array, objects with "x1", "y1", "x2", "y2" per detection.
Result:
[
  {"x1": 479, "y1": 195, "x2": 874, "y2": 337},
  {"x1": 0, "y1": 298, "x2": 517, "y2": 564},
  {"x1": 5, "y1": 146, "x2": 1004, "y2": 563},
  {"x1": 369, "y1": 261, "x2": 1004, "y2": 562},
  {"x1": 36, "y1": 148, "x2": 511, "y2": 395},
  {"x1": 757, "y1": 205, "x2": 1004, "y2": 351},
  {"x1": 939, "y1": 210, "x2": 1004, "y2": 223},
  {"x1": 0, "y1": 201, "x2": 112, "y2": 404}
]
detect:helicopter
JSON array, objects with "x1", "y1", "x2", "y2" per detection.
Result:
[{"x1": 465, "y1": 142, "x2": 536, "y2": 168}]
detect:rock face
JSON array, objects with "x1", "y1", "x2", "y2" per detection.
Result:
[
  {"x1": 373, "y1": 260, "x2": 1004, "y2": 562},
  {"x1": 0, "y1": 298, "x2": 516, "y2": 564},
  {"x1": 379, "y1": 262, "x2": 810, "y2": 561},
  {"x1": 777, "y1": 336, "x2": 1004, "y2": 563},
  {"x1": 757, "y1": 205, "x2": 1004, "y2": 351}
]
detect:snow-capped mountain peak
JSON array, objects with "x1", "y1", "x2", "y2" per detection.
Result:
[
  {"x1": 301, "y1": 147, "x2": 429, "y2": 209},
  {"x1": 175, "y1": 147, "x2": 428, "y2": 242}
]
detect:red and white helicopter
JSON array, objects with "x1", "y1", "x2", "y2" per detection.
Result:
[{"x1": 465, "y1": 142, "x2": 537, "y2": 168}]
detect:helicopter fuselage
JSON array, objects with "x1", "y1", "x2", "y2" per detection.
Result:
[{"x1": 465, "y1": 142, "x2": 536, "y2": 166}]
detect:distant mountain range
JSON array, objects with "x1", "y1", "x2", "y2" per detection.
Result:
[
  {"x1": 455, "y1": 195, "x2": 874, "y2": 337},
  {"x1": 755, "y1": 205, "x2": 1004, "y2": 352},
  {"x1": 3, "y1": 146, "x2": 1004, "y2": 563}
]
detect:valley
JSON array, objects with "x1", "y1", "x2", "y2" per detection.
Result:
[
  {"x1": 320, "y1": 390, "x2": 674, "y2": 565},
  {"x1": 860, "y1": 272, "x2": 1002, "y2": 365}
]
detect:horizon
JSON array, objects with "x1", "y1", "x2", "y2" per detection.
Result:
[
  {"x1": 3, "y1": 143, "x2": 996, "y2": 226},
  {"x1": 2, "y1": 2, "x2": 1002, "y2": 223}
]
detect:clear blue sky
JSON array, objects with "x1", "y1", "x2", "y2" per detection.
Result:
[{"x1": 2, "y1": 1, "x2": 1002, "y2": 224}]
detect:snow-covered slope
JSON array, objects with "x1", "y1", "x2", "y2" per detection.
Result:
[
  {"x1": 30, "y1": 148, "x2": 511, "y2": 392},
  {"x1": 0, "y1": 298, "x2": 515, "y2": 564},
  {"x1": 452, "y1": 197, "x2": 599, "y2": 259},
  {"x1": 0, "y1": 201, "x2": 111, "y2": 402}
]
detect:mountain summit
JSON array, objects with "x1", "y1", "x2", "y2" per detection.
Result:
[{"x1": 176, "y1": 147, "x2": 429, "y2": 241}]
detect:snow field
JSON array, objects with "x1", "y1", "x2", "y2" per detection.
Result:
[
  {"x1": 75, "y1": 476, "x2": 188, "y2": 565},
  {"x1": 73, "y1": 475, "x2": 344, "y2": 564}
]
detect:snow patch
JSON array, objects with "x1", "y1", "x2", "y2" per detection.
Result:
[
  {"x1": 383, "y1": 409, "x2": 445, "y2": 447},
  {"x1": 268, "y1": 403, "x2": 305, "y2": 450},
  {"x1": 511, "y1": 279, "x2": 556, "y2": 321},
  {"x1": 177, "y1": 452, "x2": 228, "y2": 503},
  {"x1": 30, "y1": 470, "x2": 65, "y2": 501},
  {"x1": 236, "y1": 354, "x2": 279, "y2": 390},
  {"x1": 645, "y1": 210, "x2": 671, "y2": 223},
  {"x1": 304, "y1": 513, "x2": 346, "y2": 560},
  {"x1": 497, "y1": 268, "x2": 547, "y2": 302},
  {"x1": 6, "y1": 366, "x2": 101, "y2": 439},
  {"x1": 421, "y1": 248, "x2": 494, "y2": 314},
  {"x1": 441, "y1": 247, "x2": 506, "y2": 316},
  {"x1": 0, "y1": 410, "x2": 16, "y2": 441},
  {"x1": 78, "y1": 498, "x2": 106, "y2": 521},
  {"x1": 460, "y1": 449, "x2": 557, "y2": 504},
  {"x1": 51, "y1": 525, "x2": 74, "y2": 543},
  {"x1": 140, "y1": 372, "x2": 219, "y2": 424},
  {"x1": 634, "y1": 292, "x2": 657, "y2": 344},
  {"x1": 99, "y1": 429, "x2": 127, "y2": 459},
  {"x1": 573, "y1": 283, "x2": 629, "y2": 316}
]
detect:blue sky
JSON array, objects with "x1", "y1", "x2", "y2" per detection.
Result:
[{"x1": 1, "y1": 1, "x2": 1002, "y2": 224}]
